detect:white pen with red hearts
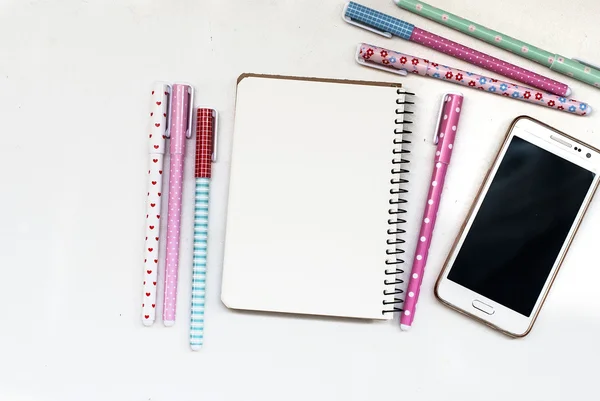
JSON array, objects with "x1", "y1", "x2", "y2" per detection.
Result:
[{"x1": 142, "y1": 82, "x2": 169, "y2": 326}]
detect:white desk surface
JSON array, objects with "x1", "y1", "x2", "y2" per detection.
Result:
[{"x1": 1, "y1": 0, "x2": 599, "y2": 400}]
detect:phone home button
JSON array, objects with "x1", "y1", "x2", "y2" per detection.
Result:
[{"x1": 472, "y1": 300, "x2": 495, "y2": 315}]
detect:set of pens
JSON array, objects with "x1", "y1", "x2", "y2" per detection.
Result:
[
  {"x1": 343, "y1": 2, "x2": 571, "y2": 97},
  {"x1": 345, "y1": 2, "x2": 592, "y2": 118},
  {"x1": 393, "y1": 0, "x2": 600, "y2": 90},
  {"x1": 141, "y1": 83, "x2": 218, "y2": 350}
]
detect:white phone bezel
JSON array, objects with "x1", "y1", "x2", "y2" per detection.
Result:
[{"x1": 435, "y1": 116, "x2": 600, "y2": 337}]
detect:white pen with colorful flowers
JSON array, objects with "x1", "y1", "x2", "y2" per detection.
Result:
[{"x1": 357, "y1": 43, "x2": 592, "y2": 116}]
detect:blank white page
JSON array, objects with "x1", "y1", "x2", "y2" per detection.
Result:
[{"x1": 221, "y1": 75, "x2": 404, "y2": 319}]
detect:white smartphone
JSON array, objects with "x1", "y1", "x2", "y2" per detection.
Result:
[{"x1": 435, "y1": 116, "x2": 600, "y2": 337}]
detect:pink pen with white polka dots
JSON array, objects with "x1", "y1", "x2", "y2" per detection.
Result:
[
  {"x1": 400, "y1": 93, "x2": 463, "y2": 331},
  {"x1": 409, "y1": 28, "x2": 571, "y2": 97},
  {"x1": 163, "y1": 83, "x2": 194, "y2": 326}
]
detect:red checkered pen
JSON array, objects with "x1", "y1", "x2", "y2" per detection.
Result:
[
  {"x1": 190, "y1": 108, "x2": 218, "y2": 350},
  {"x1": 195, "y1": 109, "x2": 217, "y2": 178}
]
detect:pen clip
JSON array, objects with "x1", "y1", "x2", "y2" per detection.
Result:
[
  {"x1": 211, "y1": 109, "x2": 219, "y2": 162},
  {"x1": 165, "y1": 85, "x2": 172, "y2": 138},
  {"x1": 572, "y1": 57, "x2": 600, "y2": 71},
  {"x1": 433, "y1": 92, "x2": 463, "y2": 144},
  {"x1": 433, "y1": 94, "x2": 448, "y2": 145},
  {"x1": 355, "y1": 44, "x2": 408, "y2": 76},
  {"x1": 342, "y1": 3, "x2": 393, "y2": 38},
  {"x1": 186, "y1": 86, "x2": 195, "y2": 139}
]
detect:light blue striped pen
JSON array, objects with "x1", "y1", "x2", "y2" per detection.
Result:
[{"x1": 190, "y1": 108, "x2": 217, "y2": 350}]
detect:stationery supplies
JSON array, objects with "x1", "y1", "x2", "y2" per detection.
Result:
[
  {"x1": 357, "y1": 43, "x2": 592, "y2": 116},
  {"x1": 393, "y1": 0, "x2": 600, "y2": 89},
  {"x1": 190, "y1": 108, "x2": 217, "y2": 350},
  {"x1": 343, "y1": 2, "x2": 571, "y2": 97},
  {"x1": 401, "y1": 93, "x2": 463, "y2": 330},
  {"x1": 220, "y1": 74, "x2": 414, "y2": 319},
  {"x1": 163, "y1": 83, "x2": 194, "y2": 326},
  {"x1": 142, "y1": 83, "x2": 170, "y2": 326}
]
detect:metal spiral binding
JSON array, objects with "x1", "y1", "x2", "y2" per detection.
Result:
[{"x1": 383, "y1": 88, "x2": 414, "y2": 315}]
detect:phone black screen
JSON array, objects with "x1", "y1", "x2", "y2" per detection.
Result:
[{"x1": 448, "y1": 135, "x2": 595, "y2": 316}]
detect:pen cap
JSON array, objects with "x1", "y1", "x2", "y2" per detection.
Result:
[
  {"x1": 434, "y1": 93, "x2": 463, "y2": 164},
  {"x1": 195, "y1": 108, "x2": 217, "y2": 178},
  {"x1": 149, "y1": 83, "x2": 169, "y2": 154},
  {"x1": 169, "y1": 84, "x2": 192, "y2": 155},
  {"x1": 344, "y1": 2, "x2": 415, "y2": 40}
]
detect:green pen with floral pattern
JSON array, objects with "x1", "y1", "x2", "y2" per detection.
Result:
[{"x1": 393, "y1": 0, "x2": 600, "y2": 89}]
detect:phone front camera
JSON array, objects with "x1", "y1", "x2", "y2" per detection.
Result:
[{"x1": 586, "y1": 153, "x2": 592, "y2": 158}]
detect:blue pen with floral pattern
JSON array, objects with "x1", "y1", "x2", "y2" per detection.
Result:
[{"x1": 356, "y1": 43, "x2": 592, "y2": 116}]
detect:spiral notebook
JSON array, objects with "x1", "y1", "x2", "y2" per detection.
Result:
[{"x1": 221, "y1": 74, "x2": 414, "y2": 320}]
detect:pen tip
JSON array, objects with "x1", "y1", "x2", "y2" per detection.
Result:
[
  {"x1": 142, "y1": 319, "x2": 154, "y2": 327},
  {"x1": 400, "y1": 324, "x2": 412, "y2": 331},
  {"x1": 191, "y1": 344, "x2": 203, "y2": 351},
  {"x1": 164, "y1": 320, "x2": 175, "y2": 327},
  {"x1": 586, "y1": 105, "x2": 593, "y2": 115},
  {"x1": 565, "y1": 87, "x2": 572, "y2": 97}
]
